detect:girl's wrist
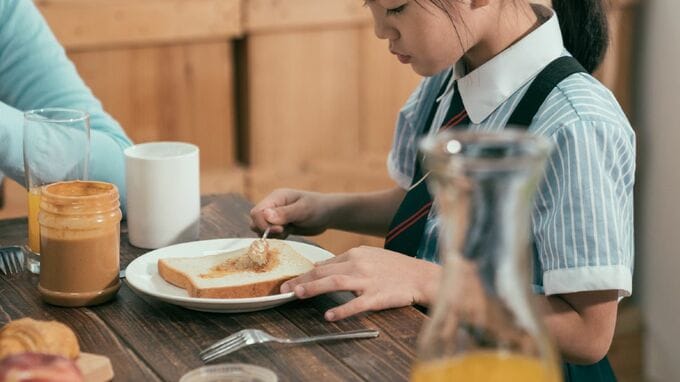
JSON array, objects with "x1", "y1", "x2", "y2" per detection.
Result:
[
  {"x1": 321, "y1": 193, "x2": 348, "y2": 230},
  {"x1": 414, "y1": 260, "x2": 442, "y2": 307}
]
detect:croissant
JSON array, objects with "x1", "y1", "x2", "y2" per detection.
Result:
[{"x1": 0, "y1": 318, "x2": 80, "y2": 360}]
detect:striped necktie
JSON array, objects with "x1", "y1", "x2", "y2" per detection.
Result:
[{"x1": 384, "y1": 81, "x2": 469, "y2": 257}]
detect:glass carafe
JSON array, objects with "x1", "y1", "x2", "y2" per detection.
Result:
[{"x1": 411, "y1": 129, "x2": 562, "y2": 382}]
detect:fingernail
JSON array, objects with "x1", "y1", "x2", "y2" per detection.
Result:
[
  {"x1": 281, "y1": 283, "x2": 291, "y2": 293},
  {"x1": 325, "y1": 310, "x2": 335, "y2": 321},
  {"x1": 294, "y1": 285, "x2": 305, "y2": 297}
]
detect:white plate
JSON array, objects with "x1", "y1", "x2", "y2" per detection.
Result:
[{"x1": 125, "y1": 238, "x2": 333, "y2": 313}]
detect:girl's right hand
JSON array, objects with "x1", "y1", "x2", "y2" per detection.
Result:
[{"x1": 249, "y1": 188, "x2": 332, "y2": 238}]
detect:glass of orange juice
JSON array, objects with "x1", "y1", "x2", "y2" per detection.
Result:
[
  {"x1": 23, "y1": 108, "x2": 90, "y2": 274},
  {"x1": 411, "y1": 130, "x2": 562, "y2": 382}
]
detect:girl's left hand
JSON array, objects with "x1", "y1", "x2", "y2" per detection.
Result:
[{"x1": 280, "y1": 246, "x2": 442, "y2": 321}]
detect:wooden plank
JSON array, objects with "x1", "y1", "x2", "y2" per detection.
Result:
[
  {"x1": 244, "y1": 23, "x2": 419, "y2": 169},
  {"x1": 201, "y1": 166, "x2": 247, "y2": 195},
  {"x1": 0, "y1": 262, "x2": 159, "y2": 380},
  {"x1": 246, "y1": 28, "x2": 363, "y2": 168},
  {"x1": 245, "y1": 0, "x2": 370, "y2": 33},
  {"x1": 610, "y1": 4, "x2": 637, "y2": 118},
  {"x1": 36, "y1": 0, "x2": 242, "y2": 50},
  {"x1": 69, "y1": 41, "x2": 237, "y2": 172},
  {"x1": 92, "y1": 284, "x2": 362, "y2": 381},
  {"x1": 278, "y1": 296, "x2": 423, "y2": 381}
]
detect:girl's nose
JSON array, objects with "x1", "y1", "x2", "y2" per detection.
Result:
[{"x1": 373, "y1": 17, "x2": 399, "y2": 41}]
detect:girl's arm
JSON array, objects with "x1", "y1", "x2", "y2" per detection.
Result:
[
  {"x1": 251, "y1": 187, "x2": 406, "y2": 237},
  {"x1": 325, "y1": 187, "x2": 406, "y2": 236},
  {"x1": 538, "y1": 290, "x2": 619, "y2": 364}
]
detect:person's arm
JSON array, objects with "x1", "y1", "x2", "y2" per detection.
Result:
[
  {"x1": 0, "y1": 1, "x2": 132, "y2": 207},
  {"x1": 251, "y1": 187, "x2": 406, "y2": 238},
  {"x1": 538, "y1": 290, "x2": 619, "y2": 364},
  {"x1": 531, "y1": 117, "x2": 635, "y2": 364},
  {"x1": 324, "y1": 187, "x2": 406, "y2": 236}
]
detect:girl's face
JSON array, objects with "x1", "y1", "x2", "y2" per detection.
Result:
[{"x1": 366, "y1": 0, "x2": 490, "y2": 76}]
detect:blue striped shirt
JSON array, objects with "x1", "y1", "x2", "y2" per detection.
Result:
[{"x1": 387, "y1": 6, "x2": 635, "y2": 297}]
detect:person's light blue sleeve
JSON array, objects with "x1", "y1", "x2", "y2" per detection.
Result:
[
  {"x1": 532, "y1": 120, "x2": 635, "y2": 297},
  {"x1": 0, "y1": 0, "x2": 132, "y2": 210}
]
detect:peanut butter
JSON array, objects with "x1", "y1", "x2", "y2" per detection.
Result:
[
  {"x1": 38, "y1": 181, "x2": 122, "y2": 307},
  {"x1": 200, "y1": 247, "x2": 280, "y2": 279}
]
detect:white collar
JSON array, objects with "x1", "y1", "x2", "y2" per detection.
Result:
[{"x1": 445, "y1": 5, "x2": 564, "y2": 124}]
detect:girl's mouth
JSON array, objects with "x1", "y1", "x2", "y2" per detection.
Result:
[{"x1": 395, "y1": 53, "x2": 411, "y2": 64}]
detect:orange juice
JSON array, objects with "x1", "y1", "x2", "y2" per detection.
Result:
[
  {"x1": 411, "y1": 352, "x2": 562, "y2": 382},
  {"x1": 27, "y1": 187, "x2": 41, "y2": 253}
]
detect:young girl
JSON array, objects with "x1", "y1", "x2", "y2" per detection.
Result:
[{"x1": 250, "y1": 0, "x2": 634, "y2": 379}]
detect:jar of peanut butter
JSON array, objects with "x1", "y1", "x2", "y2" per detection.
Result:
[{"x1": 38, "y1": 181, "x2": 122, "y2": 307}]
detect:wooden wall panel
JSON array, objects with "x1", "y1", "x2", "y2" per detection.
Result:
[
  {"x1": 36, "y1": 0, "x2": 241, "y2": 49},
  {"x1": 246, "y1": 27, "x2": 363, "y2": 168},
  {"x1": 597, "y1": 0, "x2": 638, "y2": 119},
  {"x1": 70, "y1": 42, "x2": 237, "y2": 172},
  {"x1": 245, "y1": 0, "x2": 367, "y2": 33}
]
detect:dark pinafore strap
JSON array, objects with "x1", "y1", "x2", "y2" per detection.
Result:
[
  {"x1": 385, "y1": 56, "x2": 617, "y2": 381},
  {"x1": 384, "y1": 70, "x2": 467, "y2": 256}
]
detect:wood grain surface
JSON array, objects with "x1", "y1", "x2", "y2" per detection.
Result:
[{"x1": 0, "y1": 194, "x2": 425, "y2": 381}]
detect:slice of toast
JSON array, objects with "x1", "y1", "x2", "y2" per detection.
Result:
[{"x1": 157, "y1": 240, "x2": 314, "y2": 299}]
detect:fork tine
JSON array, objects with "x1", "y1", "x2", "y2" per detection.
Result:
[
  {"x1": 16, "y1": 248, "x2": 24, "y2": 268},
  {"x1": 0, "y1": 251, "x2": 9, "y2": 275},
  {"x1": 199, "y1": 334, "x2": 243, "y2": 357},
  {"x1": 0, "y1": 247, "x2": 25, "y2": 276},
  {"x1": 201, "y1": 337, "x2": 248, "y2": 362},
  {"x1": 201, "y1": 340, "x2": 248, "y2": 362},
  {"x1": 5, "y1": 252, "x2": 17, "y2": 274},
  {"x1": 8, "y1": 250, "x2": 20, "y2": 274},
  {"x1": 199, "y1": 330, "x2": 248, "y2": 355},
  {"x1": 201, "y1": 336, "x2": 246, "y2": 360}
]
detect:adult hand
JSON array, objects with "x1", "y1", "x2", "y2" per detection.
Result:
[
  {"x1": 250, "y1": 188, "x2": 332, "y2": 238},
  {"x1": 280, "y1": 246, "x2": 442, "y2": 321}
]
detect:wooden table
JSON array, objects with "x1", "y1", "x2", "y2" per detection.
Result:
[{"x1": 0, "y1": 194, "x2": 425, "y2": 381}]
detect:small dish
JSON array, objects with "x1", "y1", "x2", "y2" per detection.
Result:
[{"x1": 179, "y1": 363, "x2": 277, "y2": 382}]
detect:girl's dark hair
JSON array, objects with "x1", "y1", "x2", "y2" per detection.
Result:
[
  {"x1": 553, "y1": 0, "x2": 610, "y2": 73},
  {"x1": 422, "y1": 0, "x2": 610, "y2": 74}
]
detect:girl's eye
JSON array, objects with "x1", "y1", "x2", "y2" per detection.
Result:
[{"x1": 386, "y1": 4, "x2": 406, "y2": 15}]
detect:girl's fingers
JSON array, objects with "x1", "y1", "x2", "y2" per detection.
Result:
[
  {"x1": 324, "y1": 296, "x2": 375, "y2": 321},
  {"x1": 289, "y1": 274, "x2": 362, "y2": 300},
  {"x1": 280, "y1": 262, "x2": 351, "y2": 293},
  {"x1": 250, "y1": 206, "x2": 273, "y2": 232}
]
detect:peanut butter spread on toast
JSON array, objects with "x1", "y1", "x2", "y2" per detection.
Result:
[{"x1": 199, "y1": 247, "x2": 281, "y2": 279}]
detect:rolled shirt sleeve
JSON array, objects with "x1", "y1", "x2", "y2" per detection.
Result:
[{"x1": 532, "y1": 119, "x2": 636, "y2": 297}]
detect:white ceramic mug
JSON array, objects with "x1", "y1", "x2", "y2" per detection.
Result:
[{"x1": 125, "y1": 142, "x2": 200, "y2": 249}]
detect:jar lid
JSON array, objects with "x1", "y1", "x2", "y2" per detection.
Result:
[{"x1": 179, "y1": 363, "x2": 278, "y2": 382}]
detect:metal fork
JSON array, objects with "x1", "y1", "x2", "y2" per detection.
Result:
[
  {"x1": 0, "y1": 246, "x2": 25, "y2": 276},
  {"x1": 200, "y1": 328, "x2": 379, "y2": 362}
]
